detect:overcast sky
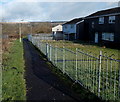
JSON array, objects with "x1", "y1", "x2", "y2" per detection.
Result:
[{"x1": 0, "y1": 0, "x2": 119, "y2": 22}]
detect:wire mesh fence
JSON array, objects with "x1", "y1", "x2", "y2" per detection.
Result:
[{"x1": 28, "y1": 34, "x2": 120, "y2": 101}]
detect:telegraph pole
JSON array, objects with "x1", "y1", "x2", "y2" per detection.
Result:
[
  {"x1": 19, "y1": 23, "x2": 21, "y2": 42},
  {"x1": 31, "y1": 24, "x2": 33, "y2": 34},
  {"x1": 19, "y1": 19, "x2": 23, "y2": 42}
]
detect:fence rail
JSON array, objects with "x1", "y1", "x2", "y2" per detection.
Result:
[{"x1": 28, "y1": 34, "x2": 120, "y2": 101}]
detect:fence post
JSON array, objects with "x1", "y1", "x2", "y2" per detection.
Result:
[
  {"x1": 48, "y1": 44, "x2": 50, "y2": 60},
  {"x1": 63, "y1": 46, "x2": 65, "y2": 74},
  {"x1": 31, "y1": 35, "x2": 33, "y2": 42},
  {"x1": 31, "y1": 35, "x2": 33, "y2": 43},
  {"x1": 46, "y1": 43, "x2": 48, "y2": 57},
  {"x1": 55, "y1": 46, "x2": 57, "y2": 66},
  {"x1": 75, "y1": 48, "x2": 78, "y2": 82},
  {"x1": 41, "y1": 42, "x2": 42, "y2": 52},
  {"x1": 98, "y1": 51, "x2": 102, "y2": 97},
  {"x1": 50, "y1": 45, "x2": 52, "y2": 61},
  {"x1": 37, "y1": 39, "x2": 39, "y2": 49},
  {"x1": 118, "y1": 62, "x2": 120, "y2": 100},
  {"x1": 33, "y1": 37, "x2": 34, "y2": 44},
  {"x1": 113, "y1": 62, "x2": 116, "y2": 100},
  {"x1": 38, "y1": 41, "x2": 40, "y2": 50}
]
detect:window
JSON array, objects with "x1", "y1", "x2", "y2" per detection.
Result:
[
  {"x1": 102, "y1": 33, "x2": 114, "y2": 41},
  {"x1": 71, "y1": 25, "x2": 74, "y2": 28},
  {"x1": 99, "y1": 17, "x2": 104, "y2": 24},
  {"x1": 109, "y1": 16, "x2": 115, "y2": 24},
  {"x1": 92, "y1": 22, "x2": 94, "y2": 28},
  {"x1": 64, "y1": 25, "x2": 67, "y2": 29}
]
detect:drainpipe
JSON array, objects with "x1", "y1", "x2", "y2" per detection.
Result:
[
  {"x1": 68, "y1": 33, "x2": 69, "y2": 41},
  {"x1": 75, "y1": 24, "x2": 77, "y2": 40}
]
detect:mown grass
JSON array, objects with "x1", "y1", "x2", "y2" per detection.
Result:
[
  {"x1": 32, "y1": 42, "x2": 103, "y2": 102},
  {"x1": 2, "y1": 40, "x2": 26, "y2": 101},
  {"x1": 40, "y1": 40, "x2": 120, "y2": 59},
  {"x1": 34, "y1": 39, "x2": 120, "y2": 101}
]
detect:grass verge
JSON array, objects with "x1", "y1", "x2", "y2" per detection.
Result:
[
  {"x1": 2, "y1": 39, "x2": 26, "y2": 101},
  {"x1": 41, "y1": 40, "x2": 120, "y2": 59},
  {"x1": 32, "y1": 39, "x2": 119, "y2": 101},
  {"x1": 31, "y1": 40, "x2": 103, "y2": 102}
]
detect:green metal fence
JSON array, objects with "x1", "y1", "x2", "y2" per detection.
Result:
[{"x1": 28, "y1": 34, "x2": 120, "y2": 101}]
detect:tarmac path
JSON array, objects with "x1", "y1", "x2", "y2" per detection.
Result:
[{"x1": 23, "y1": 38, "x2": 82, "y2": 101}]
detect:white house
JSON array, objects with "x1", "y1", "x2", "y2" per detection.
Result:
[
  {"x1": 52, "y1": 24, "x2": 62, "y2": 32},
  {"x1": 52, "y1": 25, "x2": 63, "y2": 40},
  {"x1": 62, "y1": 18, "x2": 83, "y2": 40}
]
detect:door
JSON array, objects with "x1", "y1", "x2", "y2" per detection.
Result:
[{"x1": 95, "y1": 32, "x2": 98, "y2": 43}]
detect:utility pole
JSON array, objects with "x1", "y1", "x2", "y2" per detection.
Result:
[
  {"x1": 28, "y1": 23, "x2": 32, "y2": 34},
  {"x1": 31, "y1": 25, "x2": 32, "y2": 34},
  {"x1": 19, "y1": 23, "x2": 22, "y2": 42},
  {"x1": 19, "y1": 19, "x2": 24, "y2": 42}
]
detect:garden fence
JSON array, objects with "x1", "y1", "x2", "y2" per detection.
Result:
[{"x1": 28, "y1": 34, "x2": 120, "y2": 101}]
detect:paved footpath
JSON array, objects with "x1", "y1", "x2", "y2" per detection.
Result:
[{"x1": 23, "y1": 39, "x2": 83, "y2": 101}]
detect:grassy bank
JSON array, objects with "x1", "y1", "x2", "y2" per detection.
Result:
[{"x1": 2, "y1": 40, "x2": 26, "y2": 101}]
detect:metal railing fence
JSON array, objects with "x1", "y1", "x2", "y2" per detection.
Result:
[{"x1": 28, "y1": 34, "x2": 120, "y2": 101}]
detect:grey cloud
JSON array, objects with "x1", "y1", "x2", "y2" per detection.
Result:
[
  {"x1": 1, "y1": 2, "x2": 118, "y2": 22},
  {"x1": 2, "y1": 2, "x2": 50, "y2": 21}
]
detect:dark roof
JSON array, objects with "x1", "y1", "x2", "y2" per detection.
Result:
[
  {"x1": 86, "y1": 7, "x2": 120, "y2": 18},
  {"x1": 63, "y1": 18, "x2": 83, "y2": 25}
]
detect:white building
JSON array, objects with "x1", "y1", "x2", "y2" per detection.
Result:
[
  {"x1": 118, "y1": 1, "x2": 120, "y2": 7},
  {"x1": 52, "y1": 24, "x2": 62, "y2": 32},
  {"x1": 52, "y1": 25, "x2": 63, "y2": 40},
  {"x1": 62, "y1": 18, "x2": 83, "y2": 40}
]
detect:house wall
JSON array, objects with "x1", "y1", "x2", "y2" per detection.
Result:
[
  {"x1": 76, "y1": 21, "x2": 85, "y2": 40},
  {"x1": 62, "y1": 24, "x2": 76, "y2": 34},
  {"x1": 84, "y1": 14, "x2": 120, "y2": 48},
  {"x1": 52, "y1": 25, "x2": 62, "y2": 32},
  {"x1": 53, "y1": 31, "x2": 63, "y2": 40},
  {"x1": 115, "y1": 15, "x2": 120, "y2": 43}
]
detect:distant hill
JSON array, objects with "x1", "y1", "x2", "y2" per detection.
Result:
[
  {"x1": 30, "y1": 21, "x2": 67, "y2": 27},
  {"x1": 1, "y1": 21, "x2": 67, "y2": 36},
  {"x1": 51, "y1": 21, "x2": 67, "y2": 27}
]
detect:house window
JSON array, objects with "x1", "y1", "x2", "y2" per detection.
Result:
[
  {"x1": 64, "y1": 25, "x2": 67, "y2": 29},
  {"x1": 92, "y1": 22, "x2": 94, "y2": 28},
  {"x1": 71, "y1": 25, "x2": 74, "y2": 28},
  {"x1": 102, "y1": 33, "x2": 114, "y2": 41},
  {"x1": 109, "y1": 16, "x2": 115, "y2": 24},
  {"x1": 99, "y1": 17, "x2": 104, "y2": 24}
]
